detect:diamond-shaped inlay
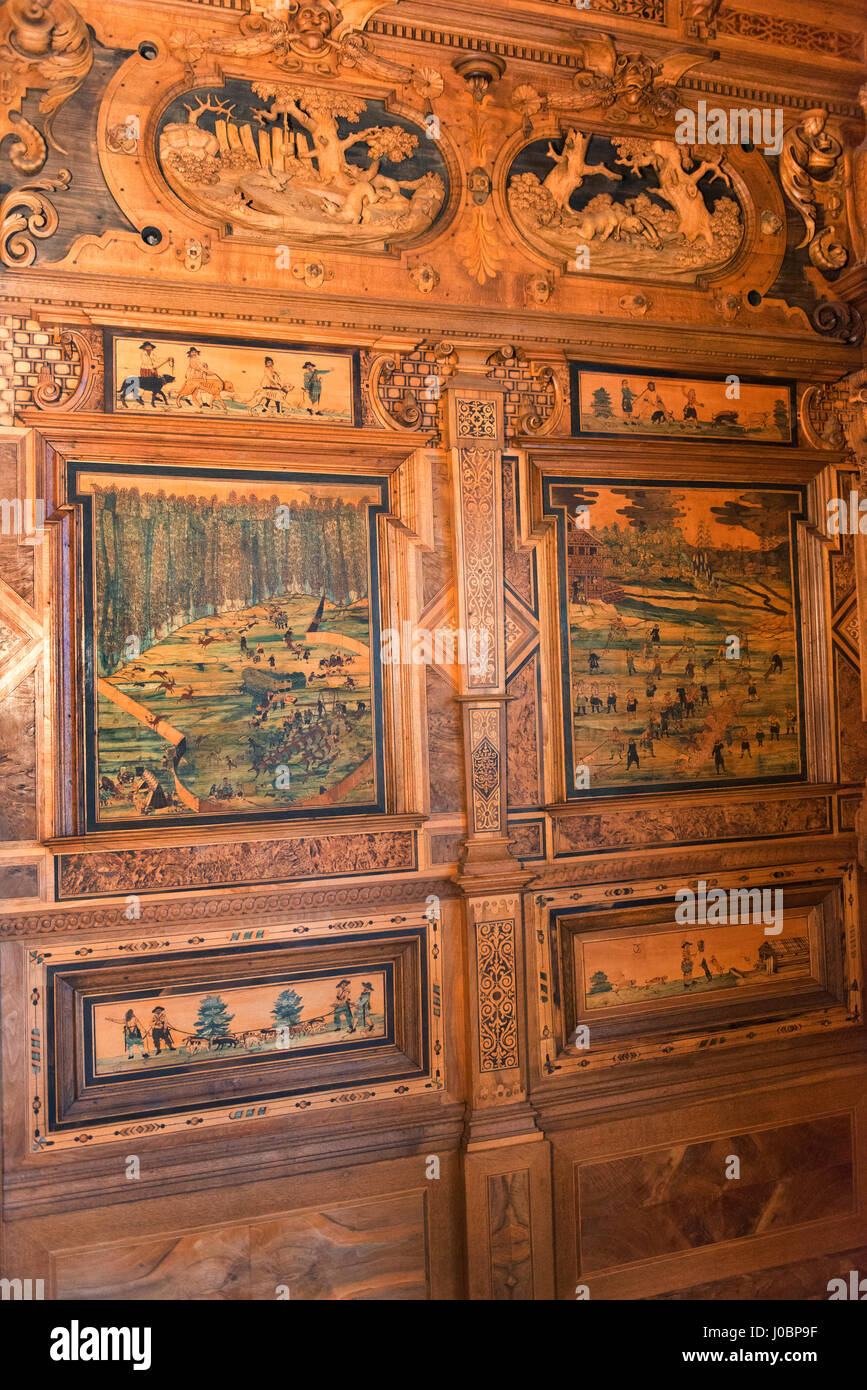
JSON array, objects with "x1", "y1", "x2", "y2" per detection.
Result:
[
  {"x1": 0, "y1": 577, "x2": 43, "y2": 701},
  {"x1": 472, "y1": 736, "x2": 499, "y2": 799}
]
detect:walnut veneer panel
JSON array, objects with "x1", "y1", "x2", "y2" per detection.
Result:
[
  {"x1": 650, "y1": 1244, "x2": 867, "y2": 1300},
  {"x1": 53, "y1": 1190, "x2": 429, "y2": 1301},
  {"x1": 578, "y1": 1114, "x2": 854, "y2": 1273}
]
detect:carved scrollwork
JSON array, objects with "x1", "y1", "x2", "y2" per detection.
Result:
[
  {"x1": 0, "y1": 0, "x2": 92, "y2": 174},
  {"x1": 0, "y1": 168, "x2": 70, "y2": 267},
  {"x1": 512, "y1": 365, "x2": 567, "y2": 438},
  {"x1": 33, "y1": 326, "x2": 103, "y2": 412},
  {"x1": 845, "y1": 84, "x2": 867, "y2": 267},
  {"x1": 780, "y1": 109, "x2": 848, "y2": 272},
  {"x1": 810, "y1": 297, "x2": 865, "y2": 344},
  {"x1": 365, "y1": 354, "x2": 427, "y2": 431}
]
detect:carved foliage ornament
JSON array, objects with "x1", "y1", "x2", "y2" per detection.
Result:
[{"x1": 0, "y1": 0, "x2": 92, "y2": 174}]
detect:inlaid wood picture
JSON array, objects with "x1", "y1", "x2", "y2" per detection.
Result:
[
  {"x1": 570, "y1": 364, "x2": 796, "y2": 445},
  {"x1": 531, "y1": 876, "x2": 861, "y2": 1074},
  {"x1": 108, "y1": 332, "x2": 359, "y2": 422},
  {"x1": 544, "y1": 476, "x2": 806, "y2": 797},
  {"x1": 70, "y1": 462, "x2": 387, "y2": 829},
  {"x1": 31, "y1": 911, "x2": 442, "y2": 1150},
  {"x1": 578, "y1": 920, "x2": 809, "y2": 1015},
  {"x1": 93, "y1": 967, "x2": 390, "y2": 1077}
]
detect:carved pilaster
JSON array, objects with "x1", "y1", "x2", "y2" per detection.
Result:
[
  {"x1": 444, "y1": 375, "x2": 525, "y2": 885},
  {"x1": 443, "y1": 366, "x2": 538, "y2": 1167}
]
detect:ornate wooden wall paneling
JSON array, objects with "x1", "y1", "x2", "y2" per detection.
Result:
[{"x1": 1, "y1": 0, "x2": 867, "y2": 1301}]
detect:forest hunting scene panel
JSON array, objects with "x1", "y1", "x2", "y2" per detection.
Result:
[
  {"x1": 548, "y1": 480, "x2": 805, "y2": 795},
  {"x1": 74, "y1": 467, "x2": 385, "y2": 826},
  {"x1": 92, "y1": 969, "x2": 388, "y2": 1077}
]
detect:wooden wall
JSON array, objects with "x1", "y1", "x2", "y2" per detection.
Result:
[{"x1": 1, "y1": 0, "x2": 866, "y2": 1300}]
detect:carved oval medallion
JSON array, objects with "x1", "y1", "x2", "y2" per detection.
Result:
[
  {"x1": 156, "y1": 79, "x2": 449, "y2": 252},
  {"x1": 506, "y1": 129, "x2": 744, "y2": 282}
]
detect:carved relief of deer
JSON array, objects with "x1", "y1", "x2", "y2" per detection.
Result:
[
  {"x1": 159, "y1": 94, "x2": 236, "y2": 162},
  {"x1": 542, "y1": 129, "x2": 621, "y2": 209}
]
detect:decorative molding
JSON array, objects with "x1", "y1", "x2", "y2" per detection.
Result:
[{"x1": 0, "y1": 875, "x2": 460, "y2": 938}]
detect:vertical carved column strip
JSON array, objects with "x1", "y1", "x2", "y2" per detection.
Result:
[
  {"x1": 445, "y1": 379, "x2": 522, "y2": 883},
  {"x1": 444, "y1": 373, "x2": 550, "y2": 1289}
]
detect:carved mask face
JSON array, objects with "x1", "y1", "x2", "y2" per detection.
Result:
[
  {"x1": 296, "y1": 5, "x2": 335, "y2": 49},
  {"x1": 617, "y1": 55, "x2": 653, "y2": 105}
]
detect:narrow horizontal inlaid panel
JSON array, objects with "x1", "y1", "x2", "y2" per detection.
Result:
[
  {"x1": 57, "y1": 829, "x2": 416, "y2": 898},
  {"x1": 578, "y1": 1114, "x2": 854, "y2": 1273}
]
